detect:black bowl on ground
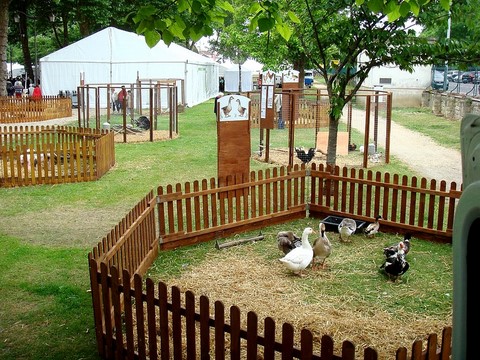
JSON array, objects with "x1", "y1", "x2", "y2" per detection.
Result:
[{"x1": 321, "y1": 216, "x2": 366, "y2": 233}]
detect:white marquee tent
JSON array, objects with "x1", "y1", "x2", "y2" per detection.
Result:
[
  {"x1": 222, "y1": 59, "x2": 264, "y2": 92},
  {"x1": 40, "y1": 27, "x2": 219, "y2": 107}
]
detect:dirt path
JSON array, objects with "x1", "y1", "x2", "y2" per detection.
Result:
[{"x1": 343, "y1": 109, "x2": 463, "y2": 186}]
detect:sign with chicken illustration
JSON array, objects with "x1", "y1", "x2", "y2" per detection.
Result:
[{"x1": 218, "y1": 94, "x2": 250, "y2": 121}]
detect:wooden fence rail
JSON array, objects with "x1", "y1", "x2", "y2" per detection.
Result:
[
  {"x1": 0, "y1": 125, "x2": 115, "y2": 187},
  {"x1": 0, "y1": 96, "x2": 72, "y2": 123},
  {"x1": 88, "y1": 165, "x2": 458, "y2": 359},
  {"x1": 308, "y1": 164, "x2": 461, "y2": 243}
]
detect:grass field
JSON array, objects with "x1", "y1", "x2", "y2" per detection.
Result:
[{"x1": 0, "y1": 100, "x2": 456, "y2": 359}]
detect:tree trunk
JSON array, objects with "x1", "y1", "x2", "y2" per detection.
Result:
[
  {"x1": 16, "y1": 9, "x2": 34, "y2": 83},
  {"x1": 238, "y1": 63, "x2": 242, "y2": 93},
  {"x1": 0, "y1": 0, "x2": 9, "y2": 96},
  {"x1": 326, "y1": 112, "x2": 340, "y2": 166}
]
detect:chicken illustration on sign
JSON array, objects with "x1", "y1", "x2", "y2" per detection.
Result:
[{"x1": 218, "y1": 94, "x2": 250, "y2": 121}]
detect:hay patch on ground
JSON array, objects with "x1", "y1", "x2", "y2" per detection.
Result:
[
  {"x1": 114, "y1": 130, "x2": 178, "y2": 143},
  {"x1": 155, "y1": 236, "x2": 451, "y2": 359}
]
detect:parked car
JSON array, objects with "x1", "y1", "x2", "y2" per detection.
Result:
[
  {"x1": 431, "y1": 71, "x2": 449, "y2": 90},
  {"x1": 474, "y1": 73, "x2": 480, "y2": 84},
  {"x1": 447, "y1": 70, "x2": 460, "y2": 82},
  {"x1": 461, "y1": 72, "x2": 475, "y2": 83},
  {"x1": 304, "y1": 70, "x2": 314, "y2": 88}
]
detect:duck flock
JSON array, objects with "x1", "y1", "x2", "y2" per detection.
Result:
[{"x1": 277, "y1": 216, "x2": 411, "y2": 282}]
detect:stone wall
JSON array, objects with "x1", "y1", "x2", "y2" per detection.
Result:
[{"x1": 421, "y1": 90, "x2": 480, "y2": 120}]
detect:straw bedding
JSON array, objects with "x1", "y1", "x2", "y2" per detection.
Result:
[{"x1": 146, "y1": 235, "x2": 451, "y2": 359}]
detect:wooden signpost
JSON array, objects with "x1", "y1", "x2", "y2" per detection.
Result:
[
  {"x1": 259, "y1": 70, "x2": 276, "y2": 161},
  {"x1": 217, "y1": 94, "x2": 251, "y2": 184}
]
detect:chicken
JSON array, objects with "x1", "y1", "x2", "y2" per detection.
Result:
[
  {"x1": 312, "y1": 222, "x2": 332, "y2": 270},
  {"x1": 221, "y1": 96, "x2": 235, "y2": 117},
  {"x1": 295, "y1": 147, "x2": 316, "y2": 164},
  {"x1": 364, "y1": 215, "x2": 382, "y2": 238},
  {"x1": 279, "y1": 227, "x2": 315, "y2": 277},
  {"x1": 380, "y1": 241, "x2": 410, "y2": 282},
  {"x1": 236, "y1": 99, "x2": 247, "y2": 117},
  {"x1": 277, "y1": 230, "x2": 301, "y2": 255},
  {"x1": 338, "y1": 218, "x2": 357, "y2": 242}
]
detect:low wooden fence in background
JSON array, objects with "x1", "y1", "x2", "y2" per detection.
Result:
[
  {"x1": 88, "y1": 164, "x2": 459, "y2": 359},
  {"x1": 0, "y1": 125, "x2": 115, "y2": 187},
  {"x1": 0, "y1": 96, "x2": 72, "y2": 123}
]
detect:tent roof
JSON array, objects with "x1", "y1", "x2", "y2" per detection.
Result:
[{"x1": 41, "y1": 27, "x2": 216, "y2": 65}]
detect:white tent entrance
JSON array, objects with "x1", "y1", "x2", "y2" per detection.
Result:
[{"x1": 40, "y1": 27, "x2": 219, "y2": 107}]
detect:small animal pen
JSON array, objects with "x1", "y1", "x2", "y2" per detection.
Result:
[
  {"x1": 0, "y1": 96, "x2": 72, "y2": 124},
  {"x1": 75, "y1": 79, "x2": 180, "y2": 143},
  {"x1": 88, "y1": 164, "x2": 458, "y2": 359},
  {"x1": 247, "y1": 88, "x2": 392, "y2": 169},
  {"x1": 0, "y1": 125, "x2": 115, "y2": 188}
]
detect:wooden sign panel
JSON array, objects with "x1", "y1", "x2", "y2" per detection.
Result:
[
  {"x1": 217, "y1": 95, "x2": 251, "y2": 181},
  {"x1": 260, "y1": 71, "x2": 275, "y2": 129}
]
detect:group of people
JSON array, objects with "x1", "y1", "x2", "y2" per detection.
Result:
[
  {"x1": 111, "y1": 86, "x2": 131, "y2": 114},
  {"x1": 6, "y1": 76, "x2": 42, "y2": 100}
]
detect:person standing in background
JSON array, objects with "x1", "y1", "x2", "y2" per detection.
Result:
[
  {"x1": 14, "y1": 78, "x2": 23, "y2": 98},
  {"x1": 32, "y1": 83, "x2": 42, "y2": 100},
  {"x1": 117, "y1": 86, "x2": 127, "y2": 113},
  {"x1": 275, "y1": 93, "x2": 284, "y2": 129},
  {"x1": 111, "y1": 88, "x2": 119, "y2": 113}
]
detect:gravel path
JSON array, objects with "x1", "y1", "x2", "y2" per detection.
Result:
[{"x1": 343, "y1": 109, "x2": 463, "y2": 186}]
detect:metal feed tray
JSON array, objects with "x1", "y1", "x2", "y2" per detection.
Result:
[{"x1": 321, "y1": 216, "x2": 366, "y2": 233}]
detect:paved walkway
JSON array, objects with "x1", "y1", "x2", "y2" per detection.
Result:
[{"x1": 343, "y1": 109, "x2": 463, "y2": 186}]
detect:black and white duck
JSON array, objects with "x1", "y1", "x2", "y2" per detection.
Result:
[
  {"x1": 384, "y1": 233, "x2": 412, "y2": 256},
  {"x1": 380, "y1": 241, "x2": 410, "y2": 282}
]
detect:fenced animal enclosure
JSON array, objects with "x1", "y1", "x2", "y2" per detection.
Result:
[
  {"x1": 0, "y1": 125, "x2": 115, "y2": 188},
  {"x1": 0, "y1": 96, "x2": 72, "y2": 123},
  {"x1": 246, "y1": 88, "x2": 393, "y2": 169},
  {"x1": 88, "y1": 164, "x2": 458, "y2": 359},
  {"x1": 75, "y1": 82, "x2": 179, "y2": 143}
]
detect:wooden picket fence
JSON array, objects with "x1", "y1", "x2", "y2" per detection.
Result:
[
  {"x1": 88, "y1": 164, "x2": 458, "y2": 359},
  {"x1": 0, "y1": 96, "x2": 72, "y2": 123},
  {"x1": 0, "y1": 125, "x2": 115, "y2": 187}
]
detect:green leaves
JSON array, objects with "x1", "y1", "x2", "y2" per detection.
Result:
[{"x1": 358, "y1": 0, "x2": 451, "y2": 20}]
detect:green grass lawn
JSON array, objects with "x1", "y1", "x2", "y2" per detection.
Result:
[{"x1": 0, "y1": 100, "x2": 455, "y2": 359}]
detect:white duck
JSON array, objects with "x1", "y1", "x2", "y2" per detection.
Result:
[
  {"x1": 279, "y1": 227, "x2": 315, "y2": 277},
  {"x1": 338, "y1": 218, "x2": 357, "y2": 242}
]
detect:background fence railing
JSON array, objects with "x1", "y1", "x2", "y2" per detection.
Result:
[
  {"x1": 0, "y1": 96, "x2": 72, "y2": 123},
  {"x1": 88, "y1": 165, "x2": 458, "y2": 359},
  {"x1": 0, "y1": 125, "x2": 115, "y2": 187}
]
